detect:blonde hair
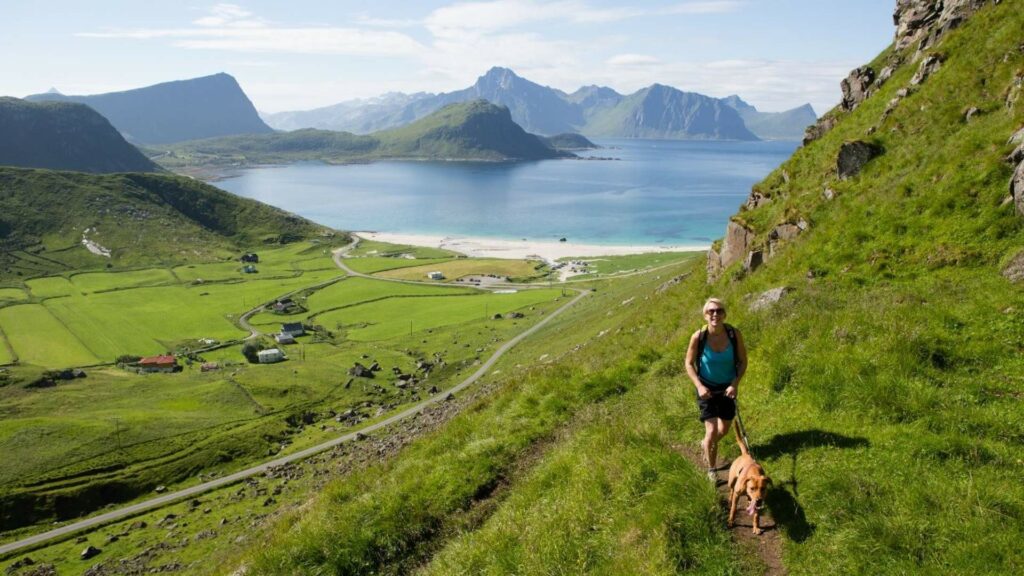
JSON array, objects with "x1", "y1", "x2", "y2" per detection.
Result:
[{"x1": 702, "y1": 297, "x2": 726, "y2": 314}]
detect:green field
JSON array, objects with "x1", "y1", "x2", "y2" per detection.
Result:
[
  {"x1": 0, "y1": 288, "x2": 28, "y2": 302},
  {"x1": 560, "y1": 251, "x2": 699, "y2": 276},
  {"x1": 342, "y1": 256, "x2": 455, "y2": 274},
  {"x1": 0, "y1": 304, "x2": 100, "y2": 367},
  {"x1": 248, "y1": 276, "x2": 477, "y2": 329},
  {"x1": 70, "y1": 268, "x2": 178, "y2": 293},
  {"x1": 319, "y1": 289, "x2": 562, "y2": 341},
  {"x1": 377, "y1": 258, "x2": 543, "y2": 281},
  {"x1": 173, "y1": 242, "x2": 337, "y2": 283},
  {"x1": 348, "y1": 238, "x2": 460, "y2": 259},
  {"x1": 25, "y1": 276, "x2": 77, "y2": 299}
]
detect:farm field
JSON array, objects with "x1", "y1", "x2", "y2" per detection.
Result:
[
  {"x1": 25, "y1": 276, "x2": 77, "y2": 299},
  {"x1": 342, "y1": 255, "x2": 455, "y2": 274},
  {"x1": 348, "y1": 239, "x2": 459, "y2": 259},
  {"x1": 173, "y1": 241, "x2": 337, "y2": 282},
  {"x1": 319, "y1": 288, "x2": 563, "y2": 341},
  {"x1": 0, "y1": 336, "x2": 13, "y2": 365},
  {"x1": 247, "y1": 276, "x2": 476, "y2": 329},
  {"x1": 559, "y1": 251, "x2": 699, "y2": 276},
  {"x1": 0, "y1": 304, "x2": 100, "y2": 367},
  {"x1": 70, "y1": 268, "x2": 178, "y2": 294},
  {"x1": 376, "y1": 258, "x2": 544, "y2": 281},
  {"x1": 0, "y1": 288, "x2": 28, "y2": 302}
]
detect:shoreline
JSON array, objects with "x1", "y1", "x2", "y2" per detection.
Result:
[{"x1": 354, "y1": 231, "x2": 708, "y2": 263}]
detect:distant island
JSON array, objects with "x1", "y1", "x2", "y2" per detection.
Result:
[{"x1": 155, "y1": 100, "x2": 576, "y2": 173}]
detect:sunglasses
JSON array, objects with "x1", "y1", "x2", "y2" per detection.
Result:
[{"x1": 706, "y1": 308, "x2": 726, "y2": 315}]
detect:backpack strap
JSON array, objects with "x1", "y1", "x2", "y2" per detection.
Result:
[{"x1": 695, "y1": 326, "x2": 709, "y2": 370}]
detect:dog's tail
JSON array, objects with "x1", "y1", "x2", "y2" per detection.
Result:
[{"x1": 735, "y1": 422, "x2": 749, "y2": 456}]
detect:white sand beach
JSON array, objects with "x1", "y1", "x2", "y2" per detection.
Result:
[{"x1": 355, "y1": 231, "x2": 708, "y2": 263}]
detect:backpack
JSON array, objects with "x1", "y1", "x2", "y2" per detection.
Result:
[{"x1": 695, "y1": 323, "x2": 740, "y2": 374}]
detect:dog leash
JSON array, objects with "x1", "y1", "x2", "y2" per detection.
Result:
[{"x1": 735, "y1": 401, "x2": 754, "y2": 457}]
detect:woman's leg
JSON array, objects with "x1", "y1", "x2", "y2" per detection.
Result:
[{"x1": 703, "y1": 418, "x2": 721, "y2": 469}]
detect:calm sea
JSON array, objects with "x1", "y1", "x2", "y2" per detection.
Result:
[{"x1": 214, "y1": 139, "x2": 798, "y2": 247}]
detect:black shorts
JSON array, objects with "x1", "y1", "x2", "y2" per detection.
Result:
[{"x1": 696, "y1": 392, "x2": 736, "y2": 422}]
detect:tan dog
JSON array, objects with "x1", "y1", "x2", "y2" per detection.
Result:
[{"x1": 727, "y1": 425, "x2": 771, "y2": 534}]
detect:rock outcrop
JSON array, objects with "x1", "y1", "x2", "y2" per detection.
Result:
[
  {"x1": 1012, "y1": 160, "x2": 1024, "y2": 216},
  {"x1": 911, "y1": 54, "x2": 944, "y2": 85},
  {"x1": 706, "y1": 221, "x2": 757, "y2": 282},
  {"x1": 893, "y1": 0, "x2": 990, "y2": 53},
  {"x1": 749, "y1": 287, "x2": 791, "y2": 312},
  {"x1": 841, "y1": 67, "x2": 876, "y2": 111},
  {"x1": 1004, "y1": 251, "x2": 1024, "y2": 283},
  {"x1": 838, "y1": 141, "x2": 883, "y2": 179}
]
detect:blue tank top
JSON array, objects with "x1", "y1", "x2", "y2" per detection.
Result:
[{"x1": 698, "y1": 339, "x2": 736, "y2": 388}]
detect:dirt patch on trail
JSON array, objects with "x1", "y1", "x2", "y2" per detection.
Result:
[{"x1": 674, "y1": 443, "x2": 786, "y2": 576}]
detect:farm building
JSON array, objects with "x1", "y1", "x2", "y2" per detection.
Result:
[
  {"x1": 275, "y1": 332, "x2": 296, "y2": 345},
  {"x1": 138, "y1": 355, "x2": 179, "y2": 373},
  {"x1": 200, "y1": 362, "x2": 220, "y2": 372},
  {"x1": 257, "y1": 349, "x2": 286, "y2": 364},
  {"x1": 281, "y1": 322, "x2": 305, "y2": 337},
  {"x1": 427, "y1": 271, "x2": 445, "y2": 280},
  {"x1": 240, "y1": 253, "x2": 259, "y2": 263}
]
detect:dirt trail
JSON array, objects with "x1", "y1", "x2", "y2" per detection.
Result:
[{"x1": 675, "y1": 442, "x2": 787, "y2": 576}]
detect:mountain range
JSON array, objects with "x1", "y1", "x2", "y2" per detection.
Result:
[
  {"x1": 26, "y1": 73, "x2": 273, "y2": 145},
  {"x1": 0, "y1": 97, "x2": 160, "y2": 173},
  {"x1": 262, "y1": 67, "x2": 816, "y2": 141}
]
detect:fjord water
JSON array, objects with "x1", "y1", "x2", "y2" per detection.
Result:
[{"x1": 216, "y1": 139, "x2": 798, "y2": 247}]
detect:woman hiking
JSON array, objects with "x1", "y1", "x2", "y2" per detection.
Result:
[{"x1": 685, "y1": 297, "x2": 747, "y2": 480}]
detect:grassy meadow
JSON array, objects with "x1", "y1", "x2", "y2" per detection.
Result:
[
  {"x1": 375, "y1": 258, "x2": 544, "y2": 281},
  {"x1": 560, "y1": 251, "x2": 699, "y2": 277}
]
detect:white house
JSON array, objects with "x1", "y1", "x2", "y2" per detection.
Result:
[
  {"x1": 427, "y1": 271, "x2": 445, "y2": 280},
  {"x1": 257, "y1": 348, "x2": 286, "y2": 364},
  {"x1": 275, "y1": 333, "x2": 296, "y2": 345}
]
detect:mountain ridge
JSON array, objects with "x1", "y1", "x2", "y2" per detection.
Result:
[
  {"x1": 26, "y1": 73, "x2": 273, "y2": 145},
  {"x1": 262, "y1": 68, "x2": 813, "y2": 140}
]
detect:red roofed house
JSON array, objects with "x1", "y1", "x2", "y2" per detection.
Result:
[{"x1": 138, "y1": 355, "x2": 179, "y2": 373}]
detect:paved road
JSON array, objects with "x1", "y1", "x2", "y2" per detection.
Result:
[{"x1": 0, "y1": 266, "x2": 588, "y2": 557}]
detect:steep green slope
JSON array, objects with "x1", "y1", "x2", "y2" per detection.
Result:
[
  {"x1": 0, "y1": 167, "x2": 336, "y2": 279},
  {"x1": 158, "y1": 100, "x2": 566, "y2": 171},
  {"x1": 224, "y1": 2, "x2": 1023, "y2": 575},
  {"x1": 0, "y1": 98, "x2": 159, "y2": 173}
]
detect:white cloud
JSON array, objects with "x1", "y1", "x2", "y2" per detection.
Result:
[
  {"x1": 607, "y1": 54, "x2": 662, "y2": 67},
  {"x1": 78, "y1": 4, "x2": 423, "y2": 56}
]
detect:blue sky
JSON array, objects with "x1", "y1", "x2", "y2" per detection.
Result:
[{"x1": 2, "y1": 1, "x2": 896, "y2": 114}]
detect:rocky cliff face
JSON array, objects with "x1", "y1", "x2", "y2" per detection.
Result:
[{"x1": 893, "y1": 0, "x2": 991, "y2": 52}]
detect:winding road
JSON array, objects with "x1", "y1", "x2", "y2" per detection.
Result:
[{"x1": 0, "y1": 238, "x2": 589, "y2": 557}]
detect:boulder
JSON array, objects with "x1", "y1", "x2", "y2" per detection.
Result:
[
  {"x1": 348, "y1": 363, "x2": 374, "y2": 378},
  {"x1": 910, "y1": 54, "x2": 942, "y2": 85},
  {"x1": 894, "y1": 0, "x2": 986, "y2": 52},
  {"x1": 744, "y1": 250, "x2": 764, "y2": 272},
  {"x1": 837, "y1": 141, "x2": 883, "y2": 179},
  {"x1": 720, "y1": 221, "x2": 754, "y2": 270},
  {"x1": 770, "y1": 223, "x2": 803, "y2": 242},
  {"x1": 369, "y1": 361, "x2": 381, "y2": 372},
  {"x1": 963, "y1": 106, "x2": 981, "y2": 121},
  {"x1": 1012, "y1": 160, "x2": 1024, "y2": 216},
  {"x1": 823, "y1": 187, "x2": 837, "y2": 201},
  {"x1": 749, "y1": 287, "x2": 791, "y2": 311},
  {"x1": 1003, "y1": 251, "x2": 1024, "y2": 283},
  {"x1": 1005, "y1": 142, "x2": 1024, "y2": 165},
  {"x1": 1009, "y1": 127, "x2": 1024, "y2": 146},
  {"x1": 840, "y1": 67, "x2": 875, "y2": 111},
  {"x1": 878, "y1": 66, "x2": 895, "y2": 84},
  {"x1": 745, "y1": 189, "x2": 771, "y2": 209},
  {"x1": 803, "y1": 115, "x2": 838, "y2": 146},
  {"x1": 80, "y1": 546, "x2": 102, "y2": 560}
]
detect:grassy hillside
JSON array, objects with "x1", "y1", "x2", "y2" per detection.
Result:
[
  {"x1": 0, "y1": 97, "x2": 159, "y2": 173},
  {"x1": 207, "y1": 2, "x2": 1023, "y2": 575},
  {"x1": 157, "y1": 100, "x2": 566, "y2": 171},
  {"x1": 0, "y1": 167, "x2": 336, "y2": 279}
]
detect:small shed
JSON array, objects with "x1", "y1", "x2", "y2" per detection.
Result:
[
  {"x1": 427, "y1": 271, "x2": 445, "y2": 280},
  {"x1": 275, "y1": 332, "x2": 296, "y2": 344},
  {"x1": 138, "y1": 355, "x2": 179, "y2": 373},
  {"x1": 257, "y1": 349, "x2": 286, "y2": 364},
  {"x1": 281, "y1": 322, "x2": 305, "y2": 337}
]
